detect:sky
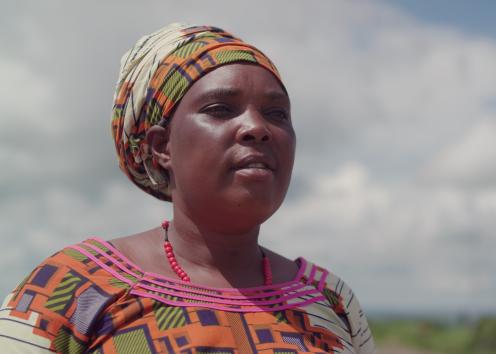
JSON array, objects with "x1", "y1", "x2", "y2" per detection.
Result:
[{"x1": 1, "y1": 0, "x2": 495, "y2": 317}]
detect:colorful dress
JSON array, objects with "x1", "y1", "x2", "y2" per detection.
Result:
[{"x1": 0, "y1": 238, "x2": 375, "y2": 353}]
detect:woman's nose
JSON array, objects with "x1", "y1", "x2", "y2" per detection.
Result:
[{"x1": 236, "y1": 109, "x2": 272, "y2": 143}]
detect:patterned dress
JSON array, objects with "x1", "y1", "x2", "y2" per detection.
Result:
[{"x1": 0, "y1": 238, "x2": 375, "y2": 353}]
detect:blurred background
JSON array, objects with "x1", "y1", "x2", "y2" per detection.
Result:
[{"x1": 1, "y1": 1, "x2": 495, "y2": 352}]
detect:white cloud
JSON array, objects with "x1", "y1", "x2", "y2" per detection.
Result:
[
  {"x1": 421, "y1": 119, "x2": 496, "y2": 186},
  {"x1": 0, "y1": 57, "x2": 58, "y2": 134}
]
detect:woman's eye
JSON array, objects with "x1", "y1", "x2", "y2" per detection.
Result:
[
  {"x1": 266, "y1": 110, "x2": 289, "y2": 120},
  {"x1": 201, "y1": 104, "x2": 232, "y2": 117}
]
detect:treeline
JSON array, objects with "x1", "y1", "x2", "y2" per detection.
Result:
[{"x1": 369, "y1": 316, "x2": 496, "y2": 354}]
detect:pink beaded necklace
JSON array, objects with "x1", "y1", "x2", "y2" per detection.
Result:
[{"x1": 161, "y1": 220, "x2": 273, "y2": 285}]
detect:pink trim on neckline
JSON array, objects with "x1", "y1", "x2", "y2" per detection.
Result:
[
  {"x1": 69, "y1": 244, "x2": 135, "y2": 286},
  {"x1": 140, "y1": 275, "x2": 307, "y2": 300},
  {"x1": 318, "y1": 269, "x2": 330, "y2": 291},
  {"x1": 135, "y1": 282, "x2": 321, "y2": 306},
  {"x1": 130, "y1": 289, "x2": 327, "y2": 313},
  {"x1": 86, "y1": 236, "x2": 309, "y2": 293},
  {"x1": 306, "y1": 262, "x2": 318, "y2": 284}
]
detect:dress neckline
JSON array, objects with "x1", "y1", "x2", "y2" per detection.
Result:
[
  {"x1": 69, "y1": 237, "x2": 328, "y2": 312},
  {"x1": 88, "y1": 236, "x2": 308, "y2": 292}
]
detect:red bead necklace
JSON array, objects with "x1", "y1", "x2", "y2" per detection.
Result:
[{"x1": 161, "y1": 221, "x2": 273, "y2": 285}]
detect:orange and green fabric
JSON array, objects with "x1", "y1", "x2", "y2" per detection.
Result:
[
  {"x1": 0, "y1": 238, "x2": 375, "y2": 353},
  {"x1": 111, "y1": 23, "x2": 284, "y2": 202}
]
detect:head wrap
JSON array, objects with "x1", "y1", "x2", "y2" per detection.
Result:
[{"x1": 111, "y1": 23, "x2": 284, "y2": 201}]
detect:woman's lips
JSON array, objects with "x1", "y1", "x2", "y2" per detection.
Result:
[
  {"x1": 231, "y1": 154, "x2": 276, "y2": 181},
  {"x1": 234, "y1": 166, "x2": 274, "y2": 180},
  {"x1": 233, "y1": 162, "x2": 274, "y2": 180},
  {"x1": 232, "y1": 154, "x2": 275, "y2": 171},
  {"x1": 241, "y1": 162, "x2": 270, "y2": 169}
]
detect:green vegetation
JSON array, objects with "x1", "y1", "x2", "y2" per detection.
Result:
[{"x1": 370, "y1": 316, "x2": 496, "y2": 354}]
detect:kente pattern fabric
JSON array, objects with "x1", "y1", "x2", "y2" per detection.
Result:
[
  {"x1": 111, "y1": 23, "x2": 283, "y2": 201},
  {"x1": 0, "y1": 238, "x2": 375, "y2": 353}
]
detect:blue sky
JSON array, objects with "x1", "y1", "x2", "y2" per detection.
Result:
[{"x1": 388, "y1": 0, "x2": 496, "y2": 38}]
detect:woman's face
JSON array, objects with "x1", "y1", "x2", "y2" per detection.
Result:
[{"x1": 162, "y1": 63, "x2": 295, "y2": 232}]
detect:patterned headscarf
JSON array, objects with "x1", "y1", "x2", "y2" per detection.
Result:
[{"x1": 111, "y1": 23, "x2": 284, "y2": 201}]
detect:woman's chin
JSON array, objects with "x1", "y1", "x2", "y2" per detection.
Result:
[
  {"x1": 222, "y1": 194, "x2": 282, "y2": 227},
  {"x1": 196, "y1": 197, "x2": 278, "y2": 234},
  {"x1": 172, "y1": 186, "x2": 286, "y2": 232}
]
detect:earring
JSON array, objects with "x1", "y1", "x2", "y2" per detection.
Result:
[{"x1": 143, "y1": 157, "x2": 169, "y2": 187}]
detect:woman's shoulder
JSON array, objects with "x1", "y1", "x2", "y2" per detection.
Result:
[
  {"x1": 299, "y1": 258, "x2": 376, "y2": 354},
  {"x1": 25, "y1": 236, "x2": 143, "y2": 294},
  {"x1": 0, "y1": 237, "x2": 135, "y2": 353}
]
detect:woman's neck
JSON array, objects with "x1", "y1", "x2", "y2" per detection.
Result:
[{"x1": 167, "y1": 207, "x2": 266, "y2": 285}]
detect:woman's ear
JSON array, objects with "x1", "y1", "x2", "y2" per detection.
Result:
[{"x1": 146, "y1": 125, "x2": 171, "y2": 170}]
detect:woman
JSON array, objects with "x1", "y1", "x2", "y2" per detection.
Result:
[{"x1": 0, "y1": 23, "x2": 375, "y2": 353}]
